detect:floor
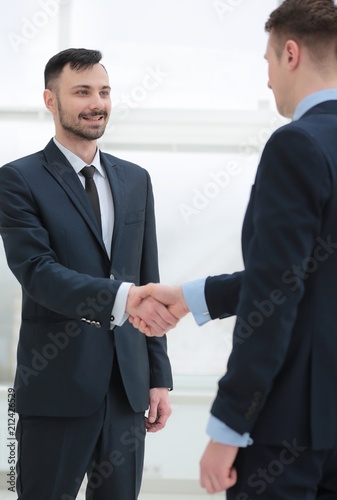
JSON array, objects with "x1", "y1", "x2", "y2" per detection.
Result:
[
  {"x1": 0, "y1": 490, "x2": 224, "y2": 499},
  {"x1": 0, "y1": 470, "x2": 224, "y2": 499}
]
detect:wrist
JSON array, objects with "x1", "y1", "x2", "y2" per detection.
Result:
[{"x1": 125, "y1": 284, "x2": 136, "y2": 315}]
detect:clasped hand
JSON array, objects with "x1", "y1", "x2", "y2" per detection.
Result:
[{"x1": 126, "y1": 283, "x2": 189, "y2": 336}]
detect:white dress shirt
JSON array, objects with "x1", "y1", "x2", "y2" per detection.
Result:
[{"x1": 53, "y1": 138, "x2": 132, "y2": 327}]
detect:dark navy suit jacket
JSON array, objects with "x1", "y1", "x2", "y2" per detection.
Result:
[
  {"x1": 205, "y1": 101, "x2": 337, "y2": 450},
  {"x1": 0, "y1": 139, "x2": 172, "y2": 417}
]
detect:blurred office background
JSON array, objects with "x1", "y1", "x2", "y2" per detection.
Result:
[{"x1": 0, "y1": 0, "x2": 284, "y2": 497}]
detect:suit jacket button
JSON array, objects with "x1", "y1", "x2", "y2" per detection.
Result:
[{"x1": 110, "y1": 315, "x2": 115, "y2": 322}]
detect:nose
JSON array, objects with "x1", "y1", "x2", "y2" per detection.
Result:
[{"x1": 89, "y1": 93, "x2": 105, "y2": 110}]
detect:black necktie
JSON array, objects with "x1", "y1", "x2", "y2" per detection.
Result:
[{"x1": 81, "y1": 166, "x2": 102, "y2": 232}]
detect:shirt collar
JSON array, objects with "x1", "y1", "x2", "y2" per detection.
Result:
[
  {"x1": 293, "y1": 89, "x2": 337, "y2": 121},
  {"x1": 53, "y1": 138, "x2": 105, "y2": 178}
]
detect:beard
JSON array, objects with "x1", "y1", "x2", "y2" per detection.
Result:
[{"x1": 56, "y1": 97, "x2": 109, "y2": 141}]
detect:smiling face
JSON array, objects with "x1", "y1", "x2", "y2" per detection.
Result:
[{"x1": 45, "y1": 62, "x2": 111, "y2": 146}]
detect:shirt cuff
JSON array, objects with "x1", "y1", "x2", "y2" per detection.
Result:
[
  {"x1": 206, "y1": 415, "x2": 253, "y2": 447},
  {"x1": 182, "y1": 278, "x2": 211, "y2": 326},
  {"x1": 110, "y1": 282, "x2": 134, "y2": 328}
]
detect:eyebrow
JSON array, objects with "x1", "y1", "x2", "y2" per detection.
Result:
[{"x1": 71, "y1": 84, "x2": 111, "y2": 90}]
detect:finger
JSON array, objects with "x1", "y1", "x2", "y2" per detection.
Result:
[
  {"x1": 143, "y1": 325, "x2": 153, "y2": 336},
  {"x1": 226, "y1": 467, "x2": 237, "y2": 489},
  {"x1": 148, "y1": 299, "x2": 179, "y2": 328},
  {"x1": 127, "y1": 300, "x2": 170, "y2": 336},
  {"x1": 156, "y1": 409, "x2": 170, "y2": 428},
  {"x1": 144, "y1": 413, "x2": 161, "y2": 430},
  {"x1": 129, "y1": 316, "x2": 140, "y2": 328},
  {"x1": 146, "y1": 409, "x2": 171, "y2": 432},
  {"x1": 144, "y1": 416, "x2": 158, "y2": 431},
  {"x1": 145, "y1": 419, "x2": 152, "y2": 431},
  {"x1": 149, "y1": 303, "x2": 180, "y2": 333},
  {"x1": 130, "y1": 317, "x2": 155, "y2": 337},
  {"x1": 145, "y1": 316, "x2": 170, "y2": 337},
  {"x1": 200, "y1": 474, "x2": 217, "y2": 494},
  {"x1": 201, "y1": 469, "x2": 237, "y2": 494},
  {"x1": 130, "y1": 315, "x2": 159, "y2": 335},
  {"x1": 146, "y1": 422, "x2": 163, "y2": 433},
  {"x1": 138, "y1": 319, "x2": 149, "y2": 332},
  {"x1": 157, "y1": 305, "x2": 179, "y2": 326},
  {"x1": 145, "y1": 413, "x2": 167, "y2": 432},
  {"x1": 130, "y1": 298, "x2": 176, "y2": 336},
  {"x1": 135, "y1": 319, "x2": 153, "y2": 336}
]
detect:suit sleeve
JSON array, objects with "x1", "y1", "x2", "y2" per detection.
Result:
[
  {"x1": 0, "y1": 164, "x2": 121, "y2": 330},
  {"x1": 140, "y1": 171, "x2": 173, "y2": 389},
  {"x1": 209, "y1": 126, "x2": 331, "y2": 434},
  {"x1": 205, "y1": 271, "x2": 244, "y2": 319}
]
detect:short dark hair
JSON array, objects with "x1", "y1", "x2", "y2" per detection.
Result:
[
  {"x1": 265, "y1": 0, "x2": 337, "y2": 58},
  {"x1": 44, "y1": 48, "x2": 103, "y2": 89}
]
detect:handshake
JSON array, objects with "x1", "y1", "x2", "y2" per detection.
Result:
[{"x1": 126, "y1": 283, "x2": 190, "y2": 336}]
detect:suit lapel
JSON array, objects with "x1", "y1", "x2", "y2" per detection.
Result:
[
  {"x1": 42, "y1": 140, "x2": 107, "y2": 255},
  {"x1": 100, "y1": 152, "x2": 126, "y2": 263}
]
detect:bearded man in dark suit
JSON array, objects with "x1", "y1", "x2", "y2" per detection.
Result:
[{"x1": 0, "y1": 48, "x2": 176, "y2": 500}]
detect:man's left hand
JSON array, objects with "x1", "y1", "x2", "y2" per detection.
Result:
[
  {"x1": 200, "y1": 440, "x2": 239, "y2": 493},
  {"x1": 145, "y1": 388, "x2": 172, "y2": 433}
]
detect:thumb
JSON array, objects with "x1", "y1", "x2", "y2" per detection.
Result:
[
  {"x1": 148, "y1": 414, "x2": 156, "y2": 424},
  {"x1": 126, "y1": 284, "x2": 153, "y2": 313},
  {"x1": 136, "y1": 283, "x2": 156, "y2": 301},
  {"x1": 147, "y1": 399, "x2": 158, "y2": 424}
]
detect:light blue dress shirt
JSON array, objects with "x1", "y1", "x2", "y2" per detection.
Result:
[
  {"x1": 293, "y1": 89, "x2": 337, "y2": 121},
  {"x1": 183, "y1": 279, "x2": 253, "y2": 447},
  {"x1": 183, "y1": 89, "x2": 337, "y2": 447}
]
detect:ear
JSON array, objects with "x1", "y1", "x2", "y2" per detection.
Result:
[
  {"x1": 43, "y1": 89, "x2": 57, "y2": 113},
  {"x1": 284, "y1": 40, "x2": 300, "y2": 70}
]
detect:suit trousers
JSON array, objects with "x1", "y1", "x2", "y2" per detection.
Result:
[
  {"x1": 15, "y1": 359, "x2": 146, "y2": 500},
  {"x1": 226, "y1": 442, "x2": 337, "y2": 500}
]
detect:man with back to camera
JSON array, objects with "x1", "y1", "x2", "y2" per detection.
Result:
[
  {"x1": 0, "y1": 48, "x2": 177, "y2": 499},
  {"x1": 132, "y1": 0, "x2": 337, "y2": 497}
]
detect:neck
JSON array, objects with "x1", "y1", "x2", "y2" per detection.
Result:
[
  {"x1": 293, "y1": 60, "x2": 337, "y2": 107},
  {"x1": 55, "y1": 132, "x2": 98, "y2": 164},
  {"x1": 290, "y1": 75, "x2": 337, "y2": 119}
]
